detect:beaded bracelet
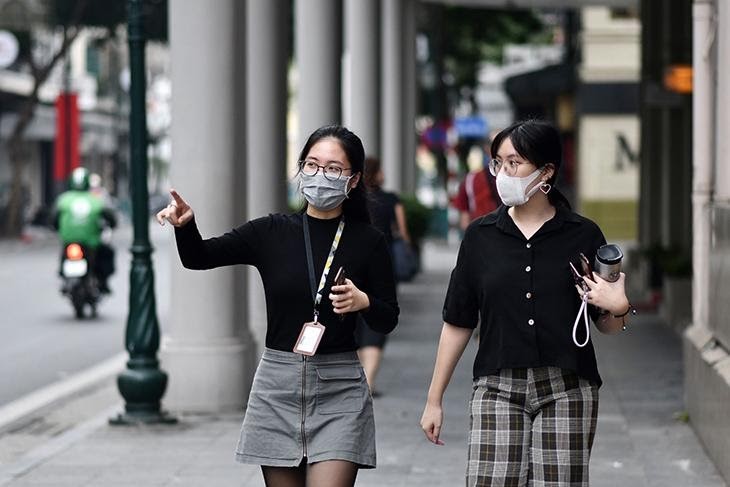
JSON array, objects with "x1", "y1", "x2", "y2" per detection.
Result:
[
  {"x1": 613, "y1": 303, "x2": 634, "y2": 318},
  {"x1": 612, "y1": 303, "x2": 636, "y2": 330}
]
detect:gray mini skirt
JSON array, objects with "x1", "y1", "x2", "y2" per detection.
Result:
[{"x1": 235, "y1": 347, "x2": 376, "y2": 468}]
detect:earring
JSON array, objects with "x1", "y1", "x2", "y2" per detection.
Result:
[{"x1": 540, "y1": 182, "x2": 552, "y2": 194}]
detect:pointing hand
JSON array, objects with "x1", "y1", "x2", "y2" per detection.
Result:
[{"x1": 156, "y1": 189, "x2": 194, "y2": 228}]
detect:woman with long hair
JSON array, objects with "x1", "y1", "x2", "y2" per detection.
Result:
[{"x1": 158, "y1": 125, "x2": 399, "y2": 487}]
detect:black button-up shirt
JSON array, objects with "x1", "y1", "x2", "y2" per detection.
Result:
[{"x1": 443, "y1": 205, "x2": 606, "y2": 386}]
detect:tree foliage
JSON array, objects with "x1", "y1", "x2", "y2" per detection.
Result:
[
  {"x1": 416, "y1": 5, "x2": 548, "y2": 190},
  {"x1": 419, "y1": 5, "x2": 547, "y2": 114},
  {"x1": 52, "y1": 0, "x2": 168, "y2": 41},
  {"x1": 443, "y1": 8, "x2": 545, "y2": 89}
]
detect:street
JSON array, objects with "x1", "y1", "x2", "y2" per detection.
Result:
[{"x1": 0, "y1": 221, "x2": 171, "y2": 407}]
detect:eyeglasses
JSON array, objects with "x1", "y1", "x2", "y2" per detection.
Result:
[
  {"x1": 488, "y1": 158, "x2": 529, "y2": 177},
  {"x1": 300, "y1": 159, "x2": 352, "y2": 181}
]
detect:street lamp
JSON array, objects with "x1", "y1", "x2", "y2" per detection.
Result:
[{"x1": 110, "y1": 0, "x2": 175, "y2": 425}]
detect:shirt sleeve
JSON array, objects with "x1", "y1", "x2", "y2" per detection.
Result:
[
  {"x1": 360, "y1": 233, "x2": 400, "y2": 334},
  {"x1": 174, "y1": 215, "x2": 268, "y2": 270},
  {"x1": 442, "y1": 234, "x2": 479, "y2": 328}
]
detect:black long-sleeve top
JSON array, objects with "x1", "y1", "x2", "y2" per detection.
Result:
[
  {"x1": 443, "y1": 205, "x2": 606, "y2": 386},
  {"x1": 175, "y1": 212, "x2": 399, "y2": 354}
]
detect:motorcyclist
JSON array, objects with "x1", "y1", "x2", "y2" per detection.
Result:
[{"x1": 52, "y1": 167, "x2": 117, "y2": 294}]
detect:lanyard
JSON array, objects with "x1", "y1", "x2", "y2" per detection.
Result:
[
  {"x1": 302, "y1": 214, "x2": 345, "y2": 322},
  {"x1": 572, "y1": 293, "x2": 590, "y2": 347}
]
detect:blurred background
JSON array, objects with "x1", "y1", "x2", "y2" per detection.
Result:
[{"x1": 1, "y1": 0, "x2": 728, "y2": 483}]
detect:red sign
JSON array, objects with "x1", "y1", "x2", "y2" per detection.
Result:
[{"x1": 54, "y1": 92, "x2": 80, "y2": 182}]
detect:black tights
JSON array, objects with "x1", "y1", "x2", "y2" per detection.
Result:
[{"x1": 261, "y1": 460, "x2": 358, "y2": 487}]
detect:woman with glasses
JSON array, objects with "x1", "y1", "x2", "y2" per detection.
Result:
[
  {"x1": 157, "y1": 125, "x2": 399, "y2": 487},
  {"x1": 420, "y1": 119, "x2": 632, "y2": 486}
]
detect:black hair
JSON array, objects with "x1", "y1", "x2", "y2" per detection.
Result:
[
  {"x1": 297, "y1": 125, "x2": 370, "y2": 223},
  {"x1": 363, "y1": 156, "x2": 381, "y2": 189},
  {"x1": 490, "y1": 119, "x2": 572, "y2": 209}
]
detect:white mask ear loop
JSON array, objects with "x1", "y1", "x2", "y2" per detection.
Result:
[
  {"x1": 572, "y1": 292, "x2": 590, "y2": 347},
  {"x1": 343, "y1": 174, "x2": 355, "y2": 198}
]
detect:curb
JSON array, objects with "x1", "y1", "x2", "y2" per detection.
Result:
[{"x1": 0, "y1": 353, "x2": 126, "y2": 433}]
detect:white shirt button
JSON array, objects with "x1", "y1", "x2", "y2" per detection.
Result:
[
  {"x1": 525, "y1": 266, "x2": 531, "y2": 272},
  {"x1": 526, "y1": 292, "x2": 532, "y2": 299},
  {"x1": 526, "y1": 243, "x2": 532, "y2": 248},
  {"x1": 528, "y1": 319, "x2": 535, "y2": 326}
]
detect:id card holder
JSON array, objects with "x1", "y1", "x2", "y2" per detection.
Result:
[{"x1": 293, "y1": 321, "x2": 326, "y2": 356}]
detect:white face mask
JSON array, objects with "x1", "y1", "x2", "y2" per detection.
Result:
[
  {"x1": 299, "y1": 172, "x2": 353, "y2": 211},
  {"x1": 495, "y1": 168, "x2": 545, "y2": 207}
]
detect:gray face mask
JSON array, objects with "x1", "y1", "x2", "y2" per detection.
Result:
[{"x1": 299, "y1": 172, "x2": 353, "y2": 211}]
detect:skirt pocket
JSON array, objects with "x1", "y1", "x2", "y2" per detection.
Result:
[{"x1": 315, "y1": 365, "x2": 366, "y2": 415}]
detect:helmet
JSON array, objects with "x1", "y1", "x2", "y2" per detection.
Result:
[{"x1": 69, "y1": 167, "x2": 90, "y2": 191}]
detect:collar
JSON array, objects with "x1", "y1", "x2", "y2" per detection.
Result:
[{"x1": 479, "y1": 204, "x2": 582, "y2": 238}]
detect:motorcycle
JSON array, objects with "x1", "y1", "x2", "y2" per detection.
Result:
[{"x1": 60, "y1": 243, "x2": 101, "y2": 319}]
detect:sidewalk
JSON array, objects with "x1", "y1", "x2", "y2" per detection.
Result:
[{"x1": 0, "y1": 240, "x2": 726, "y2": 486}]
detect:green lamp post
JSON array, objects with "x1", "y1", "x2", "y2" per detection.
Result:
[{"x1": 110, "y1": 0, "x2": 175, "y2": 425}]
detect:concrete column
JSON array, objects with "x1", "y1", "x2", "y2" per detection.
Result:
[
  {"x1": 717, "y1": 0, "x2": 730, "y2": 199},
  {"x1": 163, "y1": 0, "x2": 252, "y2": 412},
  {"x1": 401, "y1": 0, "x2": 417, "y2": 194},
  {"x1": 381, "y1": 0, "x2": 403, "y2": 191},
  {"x1": 295, "y1": 0, "x2": 342, "y2": 149},
  {"x1": 343, "y1": 0, "x2": 379, "y2": 155},
  {"x1": 246, "y1": 0, "x2": 290, "y2": 353},
  {"x1": 691, "y1": 0, "x2": 715, "y2": 331}
]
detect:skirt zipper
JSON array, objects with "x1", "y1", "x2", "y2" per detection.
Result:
[{"x1": 301, "y1": 355, "x2": 308, "y2": 459}]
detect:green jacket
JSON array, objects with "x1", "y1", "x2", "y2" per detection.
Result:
[{"x1": 55, "y1": 190, "x2": 115, "y2": 248}]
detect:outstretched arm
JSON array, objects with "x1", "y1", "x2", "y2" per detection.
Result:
[
  {"x1": 157, "y1": 189, "x2": 261, "y2": 270},
  {"x1": 420, "y1": 322, "x2": 473, "y2": 445}
]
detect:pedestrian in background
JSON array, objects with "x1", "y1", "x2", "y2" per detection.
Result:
[
  {"x1": 355, "y1": 156, "x2": 411, "y2": 395},
  {"x1": 451, "y1": 137, "x2": 501, "y2": 231},
  {"x1": 421, "y1": 119, "x2": 633, "y2": 485},
  {"x1": 157, "y1": 125, "x2": 399, "y2": 487}
]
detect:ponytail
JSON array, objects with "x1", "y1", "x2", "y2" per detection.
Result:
[{"x1": 548, "y1": 187, "x2": 571, "y2": 210}]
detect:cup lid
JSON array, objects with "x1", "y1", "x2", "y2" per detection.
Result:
[{"x1": 596, "y1": 244, "x2": 623, "y2": 264}]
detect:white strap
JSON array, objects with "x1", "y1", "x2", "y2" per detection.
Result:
[{"x1": 572, "y1": 295, "x2": 590, "y2": 347}]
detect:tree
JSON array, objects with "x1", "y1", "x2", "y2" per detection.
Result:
[
  {"x1": 0, "y1": 0, "x2": 166, "y2": 237},
  {"x1": 417, "y1": 5, "x2": 547, "y2": 185}
]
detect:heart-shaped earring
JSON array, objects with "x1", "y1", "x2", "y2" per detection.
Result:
[{"x1": 540, "y1": 182, "x2": 552, "y2": 194}]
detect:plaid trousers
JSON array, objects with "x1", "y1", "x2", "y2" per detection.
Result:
[{"x1": 467, "y1": 367, "x2": 598, "y2": 487}]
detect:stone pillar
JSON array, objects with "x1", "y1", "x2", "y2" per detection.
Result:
[
  {"x1": 162, "y1": 0, "x2": 252, "y2": 412},
  {"x1": 685, "y1": 2, "x2": 730, "y2": 482},
  {"x1": 295, "y1": 0, "x2": 342, "y2": 148},
  {"x1": 690, "y1": 0, "x2": 714, "y2": 331},
  {"x1": 381, "y1": 0, "x2": 403, "y2": 191},
  {"x1": 401, "y1": 0, "x2": 417, "y2": 194},
  {"x1": 246, "y1": 0, "x2": 290, "y2": 353},
  {"x1": 343, "y1": 0, "x2": 380, "y2": 156},
  {"x1": 716, "y1": 0, "x2": 730, "y2": 200}
]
